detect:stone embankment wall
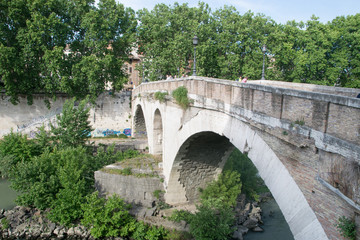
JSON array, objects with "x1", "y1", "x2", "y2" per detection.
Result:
[
  {"x1": 133, "y1": 77, "x2": 360, "y2": 240},
  {"x1": 0, "y1": 91, "x2": 132, "y2": 138},
  {"x1": 95, "y1": 171, "x2": 164, "y2": 207}
]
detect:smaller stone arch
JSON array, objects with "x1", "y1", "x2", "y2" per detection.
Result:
[
  {"x1": 133, "y1": 104, "x2": 147, "y2": 139},
  {"x1": 153, "y1": 109, "x2": 163, "y2": 155}
]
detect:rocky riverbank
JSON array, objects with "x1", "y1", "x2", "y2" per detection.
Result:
[
  {"x1": 230, "y1": 192, "x2": 272, "y2": 240},
  {"x1": 0, "y1": 206, "x2": 94, "y2": 240},
  {"x1": 0, "y1": 193, "x2": 272, "y2": 240}
]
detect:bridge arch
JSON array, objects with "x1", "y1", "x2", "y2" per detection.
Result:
[
  {"x1": 166, "y1": 131, "x2": 234, "y2": 203},
  {"x1": 133, "y1": 104, "x2": 147, "y2": 139},
  {"x1": 153, "y1": 109, "x2": 163, "y2": 155},
  {"x1": 164, "y1": 109, "x2": 327, "y2": 240}
]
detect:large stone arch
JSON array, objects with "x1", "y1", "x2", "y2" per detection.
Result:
[
  {"x1": 164, "y1": 109, "x2": 328, "y2": 240},
  {"x1": 165, "y1": 131, "x2": 234, "y2": 203},
  {"x1": 152, "y1": 109, "x2": 163, "y2": 155},
  {"x1": 133, "y1": 104, "x2": 147, "y2": 139}
]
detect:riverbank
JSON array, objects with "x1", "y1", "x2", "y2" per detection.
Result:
[{"x1": 0, "y1": 193, "x2": 279, "y2": 240}]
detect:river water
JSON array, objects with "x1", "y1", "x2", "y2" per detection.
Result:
[
  {"x1": 0, "y1": 179, "x2": 18, "y2": 210},
  {"x1": 244, "y1": 198, "x2": 294, "y2": 240}
]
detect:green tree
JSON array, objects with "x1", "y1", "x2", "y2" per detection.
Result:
[
  {"x1": 137, "y1": 2, "x2": 211, "y2": 80},
  {"x1": 190, "y1": 197, "x2": 235, "y2": 240},
  {"x1": 200, "y1": 170, "x2": 242, "y2": 207},
  {"x1": 0, "y1": 0, "x2": 136, "y2": 104},
  {"x1": 49, "y1": 97, "x2": 93, "y2": 149},
  {"x1": 224, "y1": 149, "x2": 266, "y2": 200},
  {"x1": 0, "y1": 131, "x2": 42, "y2": 178},
  {"x1": 328, "y1": 14, "x2": 360, "y2": 88},
  {"x1": 48, "y1": 147, "x2": 94, "y2": 225},
  {"x1": 11, "y1": 147, "x2": 93, "y2": 210}
]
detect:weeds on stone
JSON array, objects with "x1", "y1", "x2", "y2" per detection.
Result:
[
  {"x1": 1, "y1": 218, "x2": 10, "y2": 229},
  {"x1": 154, "y1": 91, "x2": 168, "y2": 102},
  {"x1": 335, "y1": 216, "x2": 356, "y2": 240},
  {"x1": 172, "y1": 86, "x2": 191, "y2": 109}
]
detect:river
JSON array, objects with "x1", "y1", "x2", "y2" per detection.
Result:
[
  {"x1": 244, "y1": 198, "x2": 294, "y2": 240},
  {"x1": 0, "y1": 179, "x2": 18, "y2": 210}
]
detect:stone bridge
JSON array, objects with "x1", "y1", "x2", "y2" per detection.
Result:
[{"x1": 131, "y1": 76, "x2": 360, "y2": 240}]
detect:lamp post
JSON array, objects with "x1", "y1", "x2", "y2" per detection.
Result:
[
  {"x1": 192, "y1": 35, "x2": 198, "y2": 76},
  {"x1": 261, "y1": 44, "x2": 266, "y2": 80}
]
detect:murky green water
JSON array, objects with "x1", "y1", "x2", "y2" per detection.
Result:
[
  {"x1": 244, "y1": 198, "x2": 294, "y2": 240},
  {"x1": 0, "y1": 179, "x2": 18, "y2": 210}
]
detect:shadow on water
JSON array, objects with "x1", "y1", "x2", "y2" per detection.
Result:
[
  {"x1": 0, "y1": 179, "x2": 18, "y2": 210},
  {"x1": 244, "y1": 198, "x2": 294, "y2": 240}
]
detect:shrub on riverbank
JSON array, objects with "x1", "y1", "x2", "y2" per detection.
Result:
[
  {"x1": 200, "y1": 171, "x2": 242, "y2": 207},
  {"x1": 224, "y1": 149, "x2": 269, "y2": 200},
  {"x1": 0, "y1": 98, "x2": 176, "y2": 239}
]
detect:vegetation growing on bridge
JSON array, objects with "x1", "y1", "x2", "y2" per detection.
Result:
[
  {"x1": 172, "y1": 86, "x2": 192, "y2": 109},
  {"x1": 335, "y1": 216, "x2": 356, "y2": 240},
  {"x1": 154, "y1": 91, "x2": 169, "y2": 102}
]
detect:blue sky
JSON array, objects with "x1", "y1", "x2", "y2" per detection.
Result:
[{"x1": 116, "y1": 0, "x2": 360, "y2": 24}]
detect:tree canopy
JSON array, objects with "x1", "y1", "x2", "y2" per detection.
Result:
[
  {"x1": 1, "y1": 1, "x2": 359, "y2": 105},
  {"x1": 0, "y1": 0, "x2": 136, "y2": 104},
  {"x1": 137, "y1": 3, "x2": 360, "y2": 88}
]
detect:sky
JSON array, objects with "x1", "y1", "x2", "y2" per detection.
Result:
[{"x1": 116, "y1": 0, "x2": 360, "y2": 24}]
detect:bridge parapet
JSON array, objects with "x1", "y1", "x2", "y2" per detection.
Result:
[{"x1": 134, "y1": 76, "x2": 360, "y2": 146}]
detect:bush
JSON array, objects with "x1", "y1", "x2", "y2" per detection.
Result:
[
  {"x1": 146, "y1": 225, "x2": 167, "y2": 240},
  {"x1": 0, "y1": 131, "x2": 42, "y2": 178},
  {"x1": 168, "y1": 209, "x2": 193, "y2": 223},
  {"x1": 131, "y1": 221, "x2": 149, "y2": 240},
  {"x1": 200, "y1": 170, "x2": 242, "y2": 207},
  {"x1": 224, "y1": 149, "x2": 268, "y2": 200},
  {"x1": 190, "y1": 198, "x2": 235, "y2": 240},
  {"x1": 12, "y1": 147, "x2": 93, "y2": 211},
  {"x1": 172, "y1": 86, "x2": 190, "y2": 109},
  {"x1": 81, "y1": 192, "x2": 136, "y2": 238},
  {"x1": 335, "y1": 216, "x2": 356, "y2": 240},
  {"x1": 154, "y1": 91, "x2": 168, "y2": 102},
  {"x1": 93, "y1": 144, "x2": 124, "y2": 169}
]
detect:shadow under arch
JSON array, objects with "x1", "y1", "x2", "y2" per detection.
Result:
[
  {"x1": 153, "y1": 109, "x2": 163, "y2": 155},
  {"x1": 164, "y1": 110, "x2": 328, "y2": 240},
  {"x1": 133, "y1": 104, "x2": 147, "y2": 139},
  {"x1": 166, "y1": 131, "x2": 234, "y2": 203}
]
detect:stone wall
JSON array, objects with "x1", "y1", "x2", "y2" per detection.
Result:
[
  {"x1": 0, "y1": 91, "x2": 132, "y2": 138},
  {"x1": 95, "y1": 171, "x2": 164, "y2": 207}
]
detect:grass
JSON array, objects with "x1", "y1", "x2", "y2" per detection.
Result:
[{"x1": 100, "y1": 154, "x2": 163, "y2": 179}]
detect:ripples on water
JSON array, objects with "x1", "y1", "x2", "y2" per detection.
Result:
[
  {"x1": 0, "y1": 179, "x2": 18, "y2": 210},
  {"x1": 244, "y1": 198, "x2": 294, "y2": 240}
]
